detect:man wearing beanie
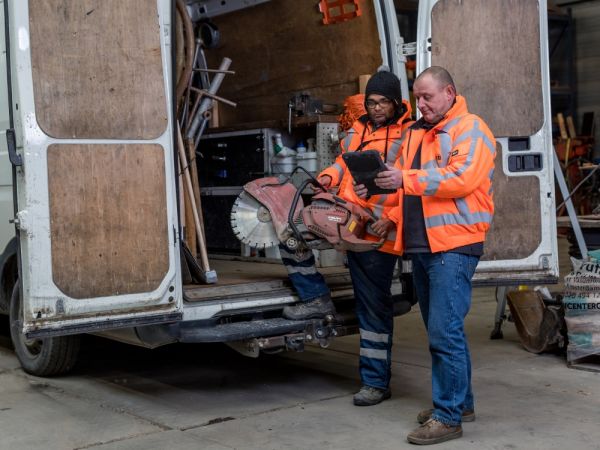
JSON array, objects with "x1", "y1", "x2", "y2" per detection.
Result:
[{"x1": 282, "y1": 68, "x2": 413, "y2": 407}]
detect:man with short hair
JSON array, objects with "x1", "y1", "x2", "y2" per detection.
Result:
[
  {"x1": 282, "y1": 68, "x2": 413, "y2": 406},
  {"x1": 374, "y1": 66, "x2": 495, "y2": 445}
]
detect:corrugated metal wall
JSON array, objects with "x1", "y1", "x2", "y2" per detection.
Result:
[{"x1": 567, "y1": 1, "x2": 600, "y2": 157}]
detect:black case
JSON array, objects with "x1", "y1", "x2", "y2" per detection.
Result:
[{"x1": 342, "y1": 150, "x2": 396, "y2": 196}]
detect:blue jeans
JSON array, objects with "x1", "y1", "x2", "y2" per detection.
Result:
[
  {"x1": 347, "y1": 250, "x2": 399, "y2": 390},
  {"x1": 279, "y1": 244, "x2": 330, "y2": 302},
  {"x1": 411, "y1": 252, "x2": 479, "y2": 426}
]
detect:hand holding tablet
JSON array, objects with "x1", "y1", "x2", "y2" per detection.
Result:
[{"x1": 342, "y1": 150, "x2": 397, "y2": 196}]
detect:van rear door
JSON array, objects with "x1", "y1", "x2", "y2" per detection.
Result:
[
  {"x1": 416, "y1": 0, "x2": 559, "y2": 284},
  {"x1": 8, "y1": 0, "x2": 182, "y2": 337}
]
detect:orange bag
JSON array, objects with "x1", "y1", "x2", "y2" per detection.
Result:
[{"x1": 338, "y1": 94, "x2": 366, "y2": 131}]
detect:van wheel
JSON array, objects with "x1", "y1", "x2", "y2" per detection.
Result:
[{"x1": 9, "y1": 283, "x2": 81, "y2": 376}]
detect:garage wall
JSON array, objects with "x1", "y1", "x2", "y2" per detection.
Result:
[{"x1": 558, "y1": 1, "x2": 600, "y2": 157}]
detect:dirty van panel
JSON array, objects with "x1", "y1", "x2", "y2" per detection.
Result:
[
  {"x1": 28, "y1": 0, "x2": 168, "y2": 139},
  {"x1": 205, "y1": 0, "x2": 382, "y2": 126},
  {"x1": 482, "y1": 143, "x2": 542, "y2": 261},
  {"x1": 11, "y1": 0, "x2": 181, "y2": 337},
  {"x1": 430, "y1": 0, "x2": 543, "y2": 137},
  {"x1": 418, "y1": 0, "x2": 558, "y2": 282},
  {"x1": 47, "y1": 144, "x2": 170, "y2": 299}
]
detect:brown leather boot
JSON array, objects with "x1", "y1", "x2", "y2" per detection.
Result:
[
  {"x1": 407, "y1": 418, "x2": 462, "y2": 445},
  {"x1": 417, "y1": 408, "x2": 475, "y2": 424}
]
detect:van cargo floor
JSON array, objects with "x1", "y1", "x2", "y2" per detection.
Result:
[{"x1": 183, "y1": 258, "x2": 351, "y2": 302}]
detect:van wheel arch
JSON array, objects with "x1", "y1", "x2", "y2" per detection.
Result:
[{"x1": 9, "y1": 282, "x2": 81, "y2": 376}]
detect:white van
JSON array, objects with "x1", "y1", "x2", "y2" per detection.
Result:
[{"x1": 0, "y1": 0, "x2": 557, "y2": 376}]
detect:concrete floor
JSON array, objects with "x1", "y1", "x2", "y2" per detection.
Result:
[{"x1": 0, "y1": 237, "x2": 599, "y2": 450}]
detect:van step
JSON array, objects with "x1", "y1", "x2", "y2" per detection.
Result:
[{"x1": 176, "y1": 318, "x2": 313, "y2": 343}]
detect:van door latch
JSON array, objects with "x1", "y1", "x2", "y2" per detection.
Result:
[{"x1": 6, "y1": 128, "x2": 22, "y2": 167}]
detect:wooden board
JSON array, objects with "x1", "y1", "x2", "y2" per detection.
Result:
[
  {"x1": 431, "y1": 0, "x2": 543, "y2": 138},
  {"x1": 482, "y1": 143, "x2": 542, "y2": 261},
  {"x1": 48, "y1": 144, "x2": 169, "y2": 298},
  {"x1": 29, "y1": 0, "x2": 168, "y2": 139},
  {"x1": 205, "y1": 0, "x2": 382, "y2": 126}
]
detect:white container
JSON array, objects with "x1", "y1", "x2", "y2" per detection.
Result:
[
  {"x1": 271, "y1": 155, "x2": 297, "y2": 174},
  {"x1": 296, "y1": 151, "x2": 317, "y2": 172}
]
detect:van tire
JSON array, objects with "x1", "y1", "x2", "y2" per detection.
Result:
[{"x1": 9, "y1": 283, "x2": 81, "y2": 376}]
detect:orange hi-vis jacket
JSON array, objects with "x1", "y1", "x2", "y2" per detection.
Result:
[
  {"x1": 319, "y1": 100, "x2": 413, "y2": 255},
  {"x1": 388, "y1": 96, "x2": 496, "y2": 253}
]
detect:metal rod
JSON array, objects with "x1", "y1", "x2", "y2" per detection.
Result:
[
  {"x1": 193, "y1": 68, "x2": 236, "y2": 74},
  {"x1": 556, "y1": 164, "x2": 600, "y2": 211},
  {"x1": 554, "y1": 150, "x2": 588, "y2": 259},
  {"x1": 186, "y1": 57, "x2": 232, "y2": 139},
  {"x1": 189, "y1": 87, "x2": 237, "y2": 107}
]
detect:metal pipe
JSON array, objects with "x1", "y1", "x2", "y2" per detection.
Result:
[
  {"x1": 193, "y1": 68, "x2": 236, "y2": 75},
  {"x1": 186, "y1": 57, "x2": 232, "y2": 139}
]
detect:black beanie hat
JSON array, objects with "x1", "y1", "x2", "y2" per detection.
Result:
[{"x1": 365, "y1": 68, "x2": 403, "y2": 105}]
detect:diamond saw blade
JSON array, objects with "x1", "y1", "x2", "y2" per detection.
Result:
[{"x1": 230, "y1": 191, "x2": 279, "y2": 249}]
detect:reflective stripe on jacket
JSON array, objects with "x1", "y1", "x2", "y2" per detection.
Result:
[
  {"x1": 319, "y1": 100, "x2": 413, "y2": 255},
  {"x1": 389, "y1": 96, "x2": 495, "y2": 253}
]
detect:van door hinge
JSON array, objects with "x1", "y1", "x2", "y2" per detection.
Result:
[{"x1": 400, "y1": 42, "x2": 417, "y2": 56}]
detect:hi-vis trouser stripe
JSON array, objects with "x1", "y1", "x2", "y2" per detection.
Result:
[
  {"x1": 419, "y1": 120, "x2": 495, "y2": 195},
  {"x1": 279, "y1": 246, "x2": 320, "y2": 275},
  {"x1": 360, "y1": 328, "x2": 390, "y2": 360}
]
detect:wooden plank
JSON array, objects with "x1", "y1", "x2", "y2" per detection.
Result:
[
  {"x1": 557, "y1": 113, "x2": 569, "y2": 139},
  {"x1": 29, "y1": 0, "x2": 167, "y2": 139},
  {"x1": 566, "y1": 115, "x2": 578, "y2": 139},
  {"x1": 431, "y1": 0, "x2": 543, "y2": 138},
  {"x1": 481, "y1": 143, "x2": 542, "y2": 261},
  {"x1": 48, "y1": 144, "x2": 169, "y2": 298},
  {"x1": 205, "y1": 0, "x2": 381, "y2": 126},
  {"x1": 359, "y1": 74, "x2": 371, "y2": 94}
]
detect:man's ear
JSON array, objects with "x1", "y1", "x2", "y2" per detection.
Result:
[{"x1": 444, "y1": 84, "x2": 456, "y2": 101}]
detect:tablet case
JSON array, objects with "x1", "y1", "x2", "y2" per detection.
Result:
[{"x1": 342, "y1": 150, "x2": 396, "y2": 196}]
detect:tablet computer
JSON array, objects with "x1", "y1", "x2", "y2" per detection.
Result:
[{"x1": 342, "y1": 150, "x2": 396, "y2": 196}]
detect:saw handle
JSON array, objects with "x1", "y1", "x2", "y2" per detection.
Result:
[{"x1": 287, "y1": 177, "x2": 317, "y2": 246}]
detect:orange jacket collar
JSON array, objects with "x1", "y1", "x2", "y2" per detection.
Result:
[{"x1": 430, "y1": 95, "x2": 468, "y2": 131}]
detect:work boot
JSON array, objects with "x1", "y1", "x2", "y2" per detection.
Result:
[
  {"x1": 352, "y1": 386, "x2": 391, "y2": 406},
  {"x1": 417, "y1": 408, "x2": 475, "y2": 424},
  {"x1": 282, "y1": 296, "x2": 335, "y2": 320},
  {"x1": 406, "y1": 418, "x2": 462, "y2": 445}
]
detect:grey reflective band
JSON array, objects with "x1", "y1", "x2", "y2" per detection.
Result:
[
  {"x1": 279, "y1": 246, "x2": 313, "y2": 262},
  {"x1": 372, "y1": 204, "x2": 383, "y2": 219},
  {"x1": 422, "y1": 159, "x2": 438, "y2": 170},
  {"x1": 286, "y1": 265, "x2": 320, "y2": 276},
  {"x1": 438, "y1": 132, "x2": 452, "y2": 167},
  {"x1": 419, "y1": 120, "x2": 493, "y2": 195},
  {"x1": 425, "y1": 210, "x2": 493, "y2": 229},
  {"x1": 343, "y1": 128, "x2": 356, "y2": 150},
  {"x1": 441, "y1": 116, "x2": 463, "y2": 133},
  {"x1": 386, "y1": 138, "x2": 402, "y2": 163},
  {"x1": 332, "y1": 162, "x2": 344, "y2": 179},
  {"x1": 360, "y1": 348, "x2": 388, "y2": 360},
  {"x1": 360, "y1": 328, "x2": 390, "y2": 343},
  {"x1": 387, "y1": 128, "x2": 409, "y2": 163}
]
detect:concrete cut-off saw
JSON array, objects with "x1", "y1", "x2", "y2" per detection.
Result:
[{"x1": 230, "y1": 168, "x2": 385, "y2": 252}]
